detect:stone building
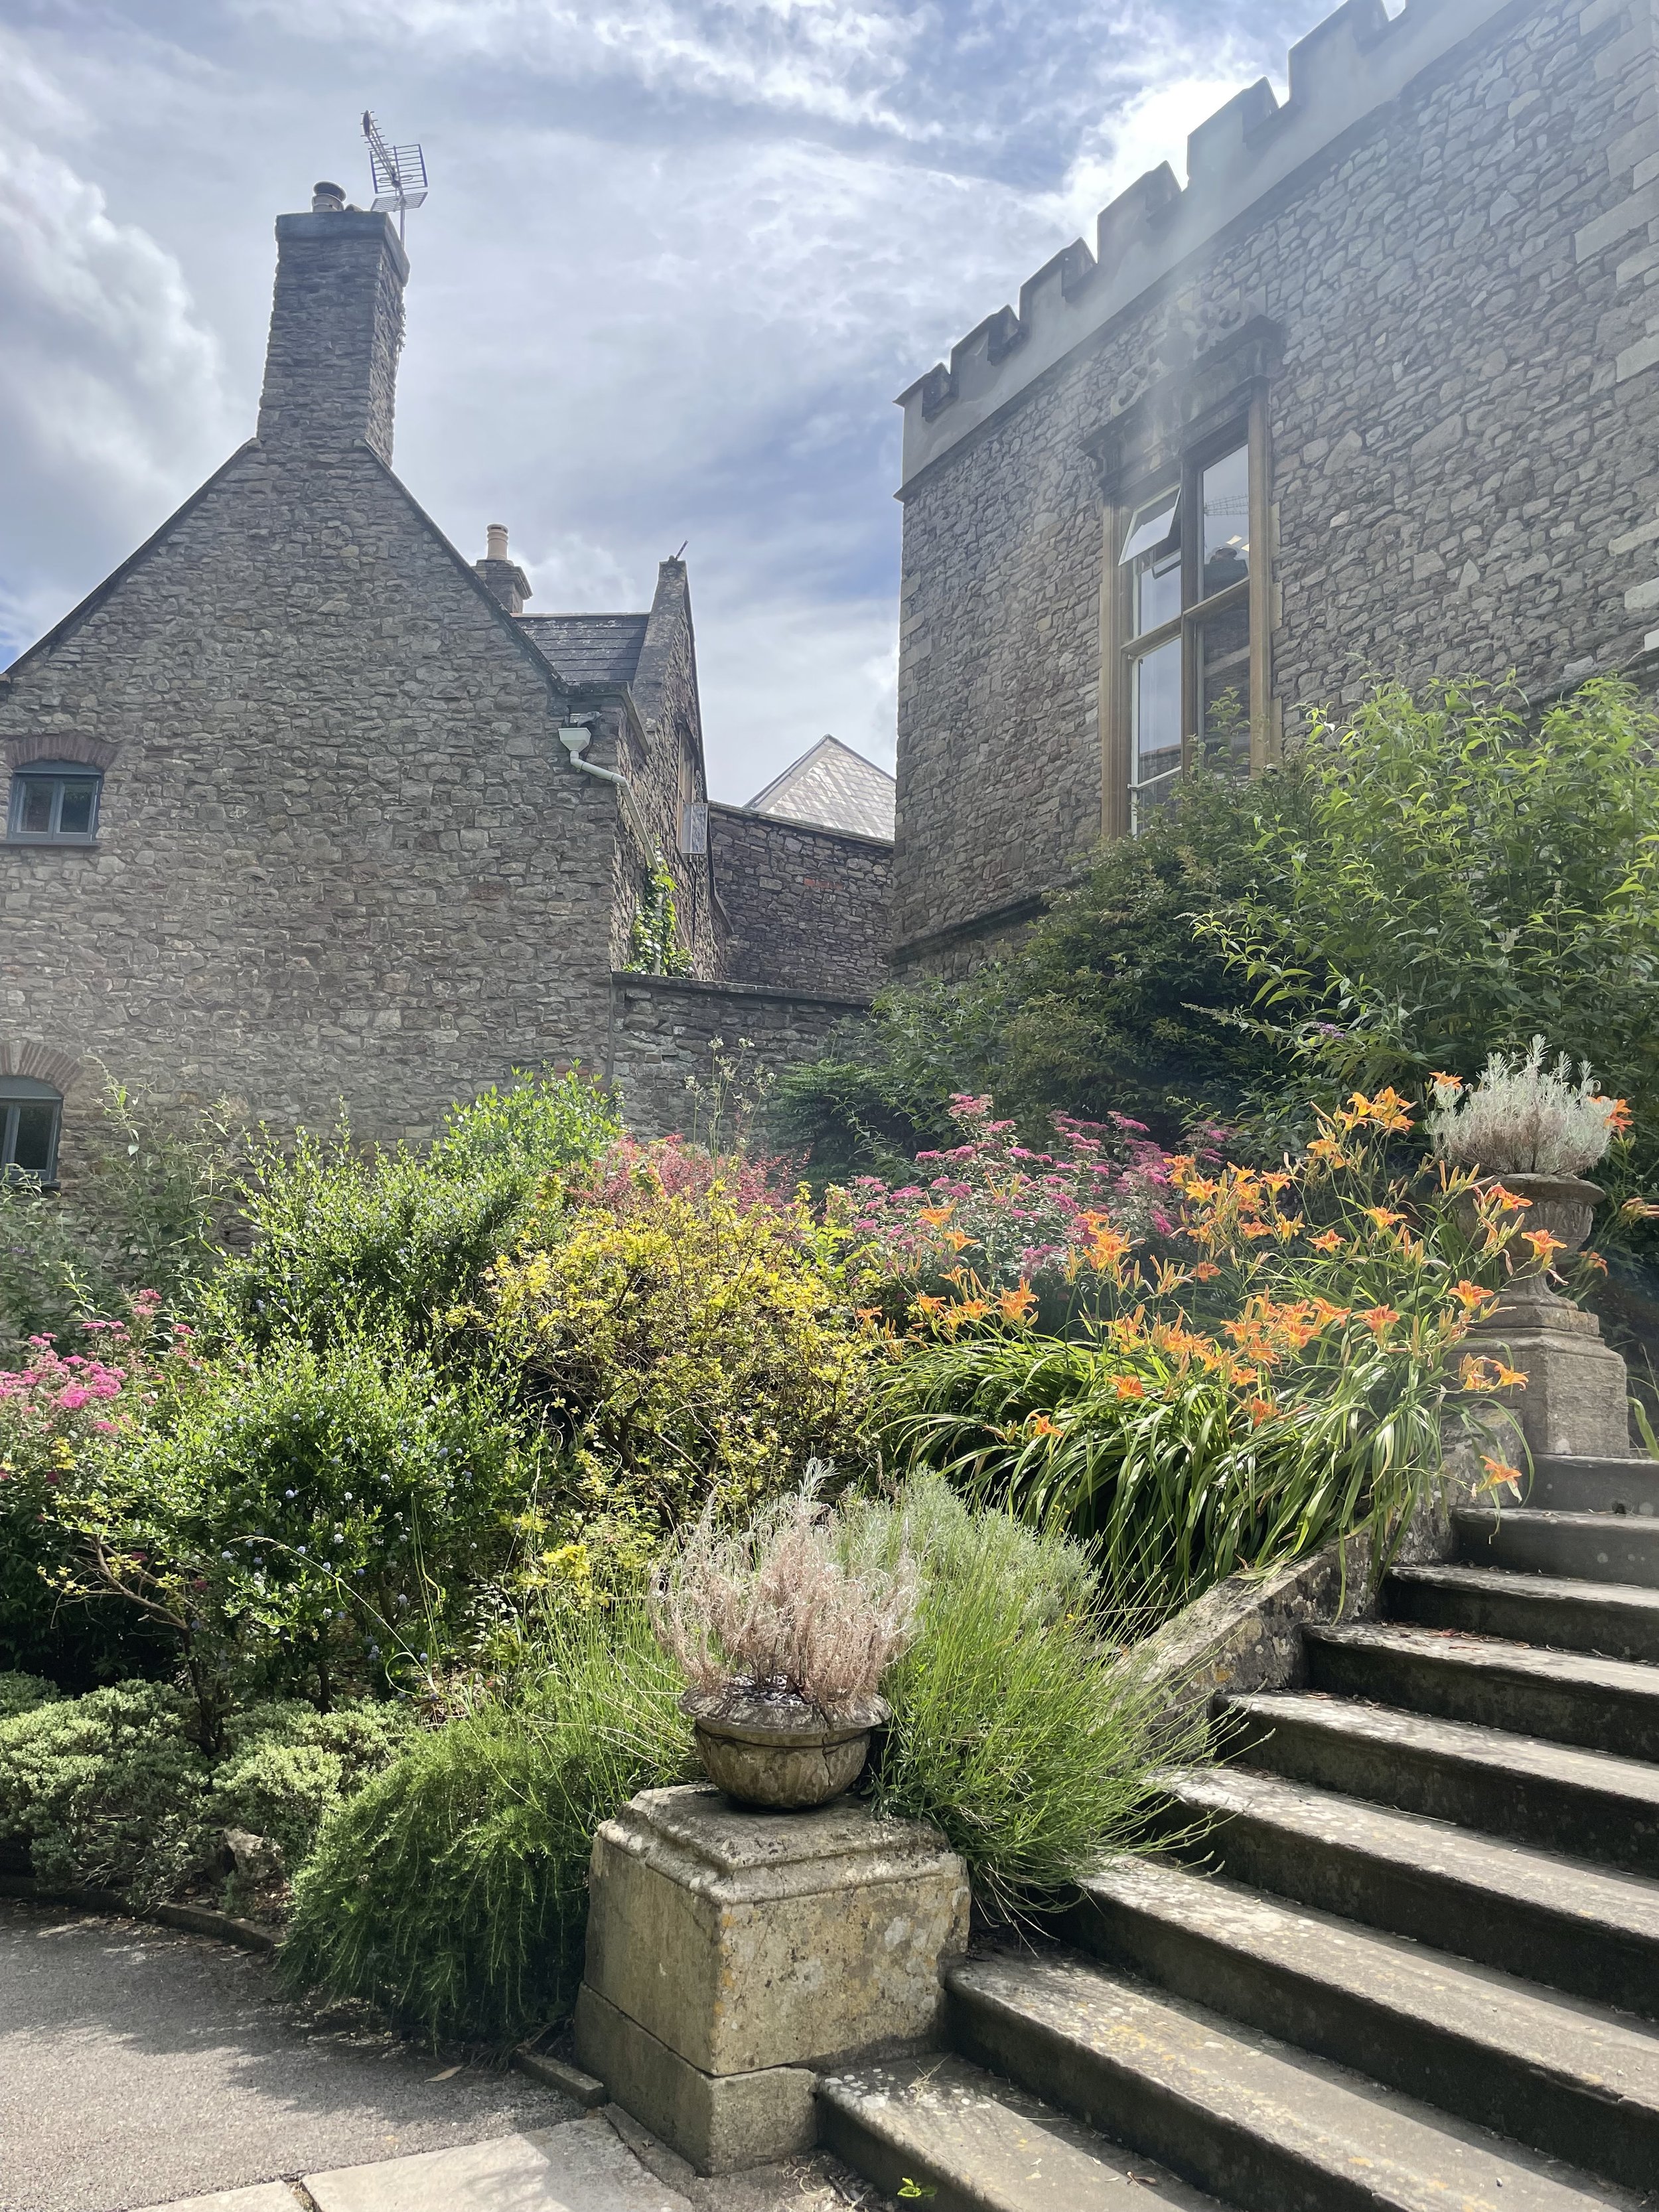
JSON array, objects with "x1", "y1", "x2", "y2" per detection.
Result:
[
  {"x1": 891, "y1": 0, "x2": 1659, "y2": 973},
  {"x1": 0, "y1": 186, "x2": 891, "y2": 1168}
]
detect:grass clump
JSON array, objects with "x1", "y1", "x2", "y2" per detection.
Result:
[
  {"x1": 279, "y1": 1602, "x2": 695, "y2": 2042},
  {"x1": 851, "y1": 1478, "x2": 1200, "y2": 1919}
]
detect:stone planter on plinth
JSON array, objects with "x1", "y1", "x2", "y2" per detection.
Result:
[
  {"x1": 573, "y1": 1783, "x2": 970, "y2": 2174},
  {"x1": 1456, "y1": 1175, "x2": 1629, "y2": 1459}
]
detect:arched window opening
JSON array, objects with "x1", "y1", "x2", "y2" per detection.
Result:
[
  {"x1": 7, "y1": 761, "x2": 102, "y2": 844},
  {"x1": 1, "y1": 1079, "x2": 63, "y2": 1183}
]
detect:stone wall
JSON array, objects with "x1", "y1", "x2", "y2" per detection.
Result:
[
  {"x1": 0, "y1": 438, "x2": 620, "y2": 1148},
  {"x1": 605, "y1": 973, "x2": 869, "y2": 1140},
  {"x1": 893, "y1": 0, "x2": 1659, "y2": 966},
  {"x1": 709, "y1": 804, "x2": 892, "y2": 997}
]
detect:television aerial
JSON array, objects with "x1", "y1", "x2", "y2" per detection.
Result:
[{"x1": 361, "y1": 111, "x2": 427, "y2": 242}]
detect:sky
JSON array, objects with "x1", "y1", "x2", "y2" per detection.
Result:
[{"x1": 0, "y1": 0, "x2": 1326, "y2": 800}]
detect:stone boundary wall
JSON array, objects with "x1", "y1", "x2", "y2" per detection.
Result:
[
  {"x1": 606, "y1": 973, "x2": 869, "y2": 1140},
  {"x1": 709, "y1": 804, "x2": 893, "y2": 998}
]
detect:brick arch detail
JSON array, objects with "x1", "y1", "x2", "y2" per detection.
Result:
[
  {"x1": 4, "y1": 733, "x2": 120, "y2": 773},
  {"x1": 0, "y1": 1039, "x2": 96, "y2": 1096}
]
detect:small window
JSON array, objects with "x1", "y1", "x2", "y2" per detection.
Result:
[
  {"x1": 1, "y1": 1079, "x2": 62, "y2": 1184},
  {"x1": 7, "y1": 761, "x2": 102, "y2": 844}
]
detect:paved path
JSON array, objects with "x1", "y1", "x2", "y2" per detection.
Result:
[{"x1": 0, "y1": 1903, "x2": 873, "y2": 2212}]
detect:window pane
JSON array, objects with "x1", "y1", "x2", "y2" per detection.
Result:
[
  {"x1": 17, "y1": 780, "x2": 54, "y2": 835},
  {"x1": 9, "y1": 1102, "x2": 57, "y2": 1176},
  {"x1": 1119, "y1": 488, "x2": 1179, "y2": 567},
  {"x1": 56, "y1": 780, "x2": 97, "y2": 835},
  {"x1": 1131, "y1": 636, "x2": 1183, "y2": 830},
  {"x1": 1201, "y1": 443, "x2": 1250, "y2": 599},
  {"x1": 1134, "y1": 542, "x2": 1182, "y2": 636},
  {"x1": 1197, "y1": 597, "x2": 1252, "y2": 776}
]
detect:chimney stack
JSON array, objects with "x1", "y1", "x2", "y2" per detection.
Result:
[
  {"x1": 256, "y1": 184, "x2": 409, "y2": 465},
  {"x1": 475, "y1": 524, "x2": 532, "y2": 615}
]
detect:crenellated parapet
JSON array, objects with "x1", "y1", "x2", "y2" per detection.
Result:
[{"x1": 897, "y1": 0, "x2": 1520, "y2": 487}]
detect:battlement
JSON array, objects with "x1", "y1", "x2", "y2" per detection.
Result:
[{"x1": 897, "y1": 0, "x2": 1520, "y2": 487}]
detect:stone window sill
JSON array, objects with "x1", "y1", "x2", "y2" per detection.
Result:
[{"x1": 3, "y1": 836, "x2": 100, "y2": 851}]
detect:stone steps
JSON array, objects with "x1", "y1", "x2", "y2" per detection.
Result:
[
  {"x1": 1387, "y1": 1562, "x2": 1659, "y2": 1660},
  {"x1": 824, "y1": 1443, "x2": 1659, "y2": 2210},
  {"x1": 1062, "y1": 1856, "x2": 1659, "y2": 2191},
  {"x1": 815, "y1": 2051, "x2": 1217, "y2": 2211},
  {"x1": 945, "y1": 1950, "x2": 1640, "y2": 2212},
  {"x1": 1153, "y1": 1763, "x2": 1659, "y2": 2017},
  {"x1": 1303, "y1": 1619, "x2": 1659, "y2": 1758},
  {"x1": 1455, "y1": 1506, "x2": 1659, "y2": 1587},
  {"x1": 1517, "y1": 1455, "x2": 1659, "y2": 1515}
]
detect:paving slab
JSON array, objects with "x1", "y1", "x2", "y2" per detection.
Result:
[
  {"x1": 303, "y1": 2119, "x2": 691, "y2": 2212},
  {"x1": 130, "y1": 2191, "x2": 301, "y2": 2212}
]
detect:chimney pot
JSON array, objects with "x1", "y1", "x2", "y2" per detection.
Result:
[
  {"x1": 486, "y1": 523, "x2": 510, "y2": 562},
  {"x1": 311, "y1": 181, "x2": 347, "y2": 212},
  {"x1": 474, "y1": 526, "x2": 532, "y2": 615}
]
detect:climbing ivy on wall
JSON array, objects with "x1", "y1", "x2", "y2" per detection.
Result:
[{"x1": 625, "y1": 851, "x2": 693, "y2": 977}]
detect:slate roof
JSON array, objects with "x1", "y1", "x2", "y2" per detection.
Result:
[
  {"x1": 745, "y1": 735, "x2": 896, "y2": 841},
  {"x1": 516, "y1": 613, "x2": 649, "y2": 687}
]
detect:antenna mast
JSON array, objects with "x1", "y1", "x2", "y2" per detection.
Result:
[{"x1": 361, "y1": 111, "x2": 428, "y2": 243}]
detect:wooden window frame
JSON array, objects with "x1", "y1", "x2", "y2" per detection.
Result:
[
  {"x1": 1100, "y1": 386, "x2": 1273, "y2": 840},
  {"x1": 7, "y1": 761, "x2": 102, "y2": 846},
  {"x1": 0, "y1": 1079, "x2": 62, "y2": 1185}
]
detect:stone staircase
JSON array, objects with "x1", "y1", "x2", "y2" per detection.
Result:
[{"x1": 819, "y1": 1450, "x2": 1659, "y2": 2211}]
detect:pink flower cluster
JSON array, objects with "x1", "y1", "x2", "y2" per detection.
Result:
[
  {"x1": 0, "y1": 1296, "x2": 188, "y2": 1475},
  {"x1": 571, "y1": 1134, "x2": 800, "y2": 1221},
  {"x1": 835, "y1": 1095, "x2": 1179, "y2": 1287}
]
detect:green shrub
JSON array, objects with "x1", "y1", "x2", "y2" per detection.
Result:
[
  {"x1": 64, "y1": 1332, "x2": 540, "y2": 1725},
  {"x1": 211, "y1": 1701, "x2": 417, "y2": 1874},
  {"x1": 0, "y1": 1672, "x2": 64, "y2": 1722},
  {"x1": 210, "y1": 1071, "x2": 618, "y2": 1358},
  {"x1": 280, "y1": 1602, "x2": 695, "y2": 2041},
  {"x1": 479, "y1": 1175, "x2": 872, "y2": 1552},
  {"x1": 0, "y1": 1682, "x2": 212, "y2": 1902},
  {"x1": 848, "y1": 1477, "x2": 1204, "y2": 1919},
  {"x1": 0, "y1": 1684, "x2": 414, "y2": 1904}
]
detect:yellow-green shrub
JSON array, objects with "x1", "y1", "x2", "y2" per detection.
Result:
[{"x1": 474, "y1": 1176, "x2": 871, "y2": 1547}]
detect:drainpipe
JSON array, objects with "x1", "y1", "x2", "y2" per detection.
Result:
[{"x1": 557, "y1": 715, "x2": 630, "y2": 792}]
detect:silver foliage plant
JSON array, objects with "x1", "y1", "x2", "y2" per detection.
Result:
[
  {"x1": 650, "y1": 1469, "x2": 920, "y2": 1722},
  {"x1": 1428, "y1": 1036, "x2": 1624, "y2": 1177}
]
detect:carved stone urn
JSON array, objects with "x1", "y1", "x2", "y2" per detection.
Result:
[
  {"x1": 1452, "y1": 1174, "x2": 1603, "y2": 1283},
  {"x1": 682, "y1": 1687, "x2": 888, "y2": 1811}
]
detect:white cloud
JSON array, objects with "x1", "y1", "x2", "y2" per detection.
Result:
[
  {"x1": 0, "y1": 39, "x2": 234, "y2": 655},
  {"x1": 694, "y1": 585, "x2": 897, "y2": 800}
]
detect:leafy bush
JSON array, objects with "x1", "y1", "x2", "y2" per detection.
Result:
[
  {"x1": 847, "y1": 1477, "x2": 1204, "y2": 1919},
  {"x1": 0, "y1": 1672, "x2": 64, "y2": 1722},
  {"x1": 477, "y1": 1173, "x2": 872, "y2": 1550},
  {"x1": 0, "y1": 1681, "x2": 212, "y2": 1901},
  {"x1": 280, "y1": 1602, "x2": 695, "y2": 2041},
  {"x1": 872, "y1": 1088, "x2": 1527, "y2": 1617},
  {"x1": 63, "y1": 1331, "x2": 540, "y2": 1728},
  {"x1": 0, "y1": 1299, "x2": 191, "y2": 1686},
  {"x1": 0, "y1": 1082, "x2": 244, "y2": 1356},
  {"x1": 210, "y1": 1071, "x2": 618, "y2": 1357},
  {"x1": 1205, "y1": 678, "x2": 1659, "y2": 1121},
  {"x1": 0, "y1": 1684, "x2": 414, "y2": 1904}
]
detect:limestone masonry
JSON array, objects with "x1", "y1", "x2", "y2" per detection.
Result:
[
  {"x1": 0, "y1": 188, "x2": 893, "y2": 1155},
  {"x1": 892, "y1": 0, "x2": 1659, "y2": 968}
]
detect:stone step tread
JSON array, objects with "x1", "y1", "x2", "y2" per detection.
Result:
[
  {"x1": 1457, "y1": 1509, "x2": 1659, "y2": 1535},
  {"x1": 1534, "y1": 1456, "x2": 1659, "y2": 1476},
  {"x1": 1159, "y1": 1763, "x2": 1659, "y2": 1941},
  {"x1": 1308, "y1": 1619, "x2": 1659, "y2": 1693},
  {"x1": 1078, "y1": 1856, "x2": 1659, "y2": 2104},
  {"x1": 1226, "y1": 1689, "x2": 1659, "y2": 1806},
  {"x1": 951, "y1": 1951, "x2": 1640, "y2": 2210},
  {"x1": 1390, "y1": 1564, "x2": 1659, "y2": 1615},
  {"x1": 816, "y1": 2052, "x2": 1218, "y2": 2211}
]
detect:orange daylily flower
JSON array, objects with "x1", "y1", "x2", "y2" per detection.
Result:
[
  {"x1": 1523, "y1": 1228, "x2": 1567, "y2": 1264},
  {"x1": 1360, "y1": 1303, "x2": 1401, "y2": 1335},
  {"x1": 1308, "y1": 1228, "x2": 1344, "y2": 1253},
  {"x1": 1193, "y1": 1261, "x2": 1221, "y2": 1281},
  {"x1": 1449, "y1": 1279, "x2": 1497, "y2": 1313},
  {"x1": 1112, "y1": 1375, "x2": 1146, "y2": 1400},
  {"x1": 917, "y1": 1205, "x2": 954, "y2": 1228},
  {"x1": 1245, "y1": 1396, "x2": 1279, "y2": 1426},
  {"x1": 1363, "y1": 1207, "x2": 1405, "y2": 1230},
  {"x1": 1608, "y1": 1098, "x2": 1633, "y2": 1134},
  {"x1": 1479, "y1": 1455, "x2": 1524, "y2": 1495},
  {"x1": 1429, "y1": 1072, "x2": 1464, "y2": 1094},
  {"x1": 1026, "y1": 1413, "x2": 1062, "y2": 1438},
  {"x1": 998, "y1": 1283, "x2": 1037, "y2": 1326}
]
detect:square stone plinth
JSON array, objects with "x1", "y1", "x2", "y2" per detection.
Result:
[
  {"x1": 579, "y1": 1785, "x2": 970, "y2": 2081},
  {"x1": 1467, "y1": 1291, "x2": 1631, "y2": 1459}
]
